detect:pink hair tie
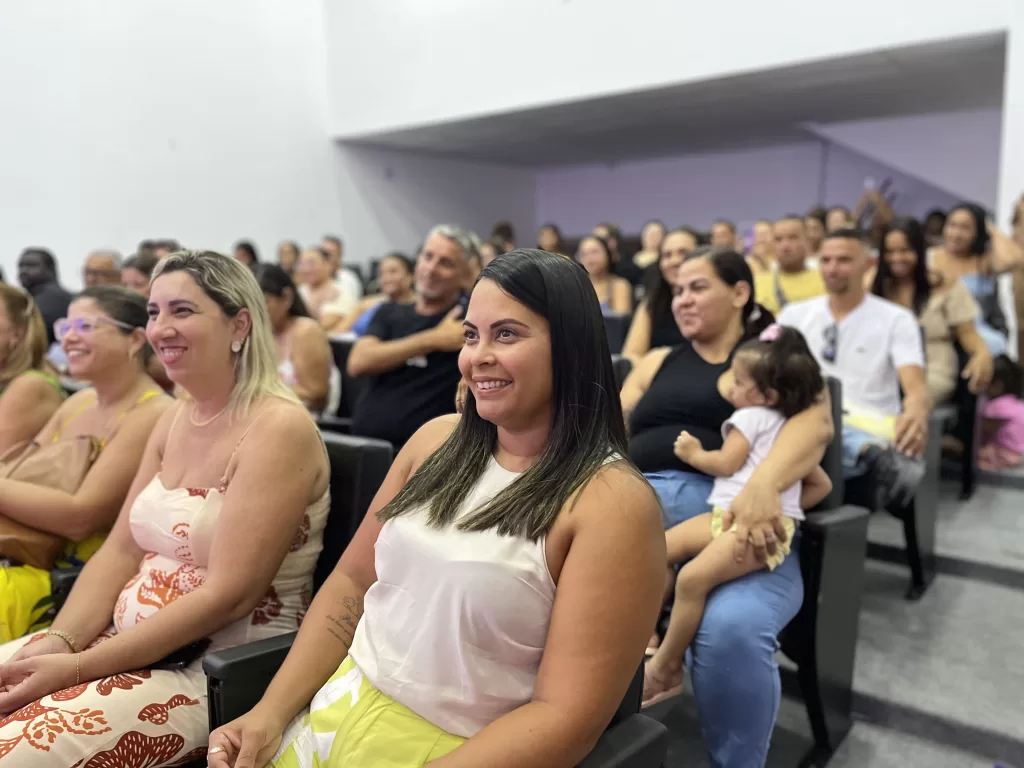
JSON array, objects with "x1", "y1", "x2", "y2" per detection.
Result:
[{"x1": 759, "y1": 323, "x2": 782, "y2": 342}]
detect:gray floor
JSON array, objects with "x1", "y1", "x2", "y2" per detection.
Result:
[{"x1": 651, "y1": 478, "x2": 1024, "y2": 767}]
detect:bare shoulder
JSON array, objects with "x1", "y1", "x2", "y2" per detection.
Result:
[
  {"x1": 293, "y1": 316, "x2": 328, "y2": 341},
  {"x1": 2, "y1": 372, "x2": 62, "y2": 403},
  {"x1": 399, "y1": 415, "x2": 459, "y2": 470},
  {"x1": 247, "y1": 398, "x2": 321, "y2": 447},
  {"x1": 574, "y1": 461, "x2": 661, "y2": 532},
  {"x1": 637, "y1": 346, "x2": 672, "y2": 378}
]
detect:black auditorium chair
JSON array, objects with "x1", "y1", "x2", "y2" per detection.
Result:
[
  {"x1": 850, "y1": 405, "x2": 945, "y2": 601},
  {"x1": 203, "y1": 437, "x2": 668, "y2": 767},
  {"x1": 612, "y1": 355, "x2": 633, "y2": 392},
  {"x1": 942, "y1": 341, "x2": 981, "y2": 500},
  {"x1": 603, "y1": 313, "x2": 632, "y2": 355},
  {"x1": 778, "y1": 377, "x2": 871, "y2": 767},
  {"x1": 318, "y1": 337, "x2": 371, "y2": 433}
]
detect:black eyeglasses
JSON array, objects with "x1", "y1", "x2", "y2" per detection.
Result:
[{"x1": 822, "y1": 323, "x2": 837, "y2": 363}]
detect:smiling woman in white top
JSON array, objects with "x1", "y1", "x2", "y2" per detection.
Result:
[{"x1": 209, "y1": 249, "x2": 666, "y2": 768}]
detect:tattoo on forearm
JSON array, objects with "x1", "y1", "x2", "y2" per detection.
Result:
[{"x1": 325, "y1": 596, "x2": 364, "y2": 646}]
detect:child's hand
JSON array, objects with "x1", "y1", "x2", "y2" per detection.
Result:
[{"x1": 674, "y1": 430, "x2": 701, "y2": 461}]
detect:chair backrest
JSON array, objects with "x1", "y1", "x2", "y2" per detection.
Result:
[
  {"x1": 603, "y1": 313, "x2": 631, "y2": 355},
  {"x1": 608, "y1": 662, "x2": 644, "y2": 729},
  {"x1": 329, "y1": 338, "x2": 371, "y2": 419},
  {"x1": 611, "y1": 355, "x2": 633, "y2": 392},
  {"x1": 314, "y1": 432, "x2": 394, "y2": 591},
  {"x1": 814, "y1": 376, "x2": 844, "y2": 511}
]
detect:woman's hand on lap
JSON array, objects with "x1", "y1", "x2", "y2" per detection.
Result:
[
  {"x1": 8, "y1": 635, "x2": 72, "y2": 664},
  {"x1": 723, "y1": 476, "x2": 788, "y2": 563},
  {"x1": 208, "y1": 709, "x2": 285, "y2": 768},
  {"x1": 0, "y1": 653, "x2": 78, "y2": 714}
]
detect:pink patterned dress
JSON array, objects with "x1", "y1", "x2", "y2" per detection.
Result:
[{"x1": 0, "y1": 461, "x2": 329, "y2": 767}]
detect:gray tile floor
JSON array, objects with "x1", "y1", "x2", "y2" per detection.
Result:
[{"x1": 651, "y1": 478, "x2": 1024, "y2": 767}]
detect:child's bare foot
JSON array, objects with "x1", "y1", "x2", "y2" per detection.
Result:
[{"x1": 641, "y1": 658, "x2": 684, "y2": 709}]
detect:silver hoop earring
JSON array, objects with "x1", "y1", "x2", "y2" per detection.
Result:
[{"x1": 231, "y1": 341, "x2": 242, "y2": 353}]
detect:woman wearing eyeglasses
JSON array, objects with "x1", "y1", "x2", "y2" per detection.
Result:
[{"x1": 0, "y1": 286, "x2": 170, "y2": 643}]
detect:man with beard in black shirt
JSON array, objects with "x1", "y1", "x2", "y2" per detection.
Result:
[{"x1": 348, "y1": 224, "x2": 476, "y2": 448}]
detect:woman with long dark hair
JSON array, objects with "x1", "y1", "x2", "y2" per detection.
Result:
[
  {"x1": 621, "y1": 247, "x2": 833, "y2": 765},
  {"x1": 208, "y1": 250, "x2": 666, "y2": 767},
  {"x1": 621, "y1": 228, "x2": 692, "y2": 362},
  {"x1": 256, "y1": 264, "x2": 335, "y2": 413},
  {"x1": 871, "y1": 217, "x2": 992, "y2": 403},
  {"x1": 576, "y1": 235, "x2": 633, "y2": 315},
  {"x1": 931, "y1": 201, "x2": 1024, "y2": 356},
  {"x1": 323, "y1": 252, "x2": 415, "y2": 336}
]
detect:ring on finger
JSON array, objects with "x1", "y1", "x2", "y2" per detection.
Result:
[{"x1": 208, "y1": 746, "x2": 226, "y2": 756}]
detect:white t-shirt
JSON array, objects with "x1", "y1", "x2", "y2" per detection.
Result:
[
  {"x1": 778, "y1": 294, "x2": 924, "y2": 417},
  {"x1": 322, "y1": 268, "x2": 364, "y2": 317},
  {"x1": 707, "y1": 407, "x2": 804, "y2": 521}
]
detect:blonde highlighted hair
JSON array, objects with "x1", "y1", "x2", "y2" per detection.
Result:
[
  {"x1": 0, "y1": 284, "x2": 49, "y2": 388},
  {"x1": 152, "y1": 250, "x2": 299, "y2": 413}
]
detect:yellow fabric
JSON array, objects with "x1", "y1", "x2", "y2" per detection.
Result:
[
  {"x1": 754, "y1": 269, "x2": 826, "y2": 315},
  {"x1": 272, "y1": 656, "x2": 466, "y2": 768},
  {"x1": 0, "y1": 563, "x2": 52, "y2": 643},
  {"x1": 711, "y1": 506, "x2": 796, "y2": 571},
  {"x1": 842, "y1": 406, "x2": 897, "y2": 441}
]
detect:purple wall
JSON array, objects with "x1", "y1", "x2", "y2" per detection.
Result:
[{"x1": 535, "y1": 139, "x2": 961, "y2": 237}]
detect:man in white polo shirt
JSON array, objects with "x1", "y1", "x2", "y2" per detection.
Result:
[{"x1": 778, "y1": 228, "x2": 931, "y2": 508}]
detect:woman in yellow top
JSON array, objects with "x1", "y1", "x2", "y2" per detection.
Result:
[
  {"x1": 0, "y1": 285, "x2": 65, "y2": 454},
  {"x1": 0, "y1": 286, "x2": 171, "y2": 642}
]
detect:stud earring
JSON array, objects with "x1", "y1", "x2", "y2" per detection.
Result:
[{"x1": 231, "y1": 340, "x2": 242, "y2": 353}]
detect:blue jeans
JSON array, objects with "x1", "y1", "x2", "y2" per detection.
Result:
[
  {"x1": 646, "y1": 470, "x2": 804, "y2": 768},
  {"x1": 841, "y1": 425, "x2": 876, "y2": 477}
]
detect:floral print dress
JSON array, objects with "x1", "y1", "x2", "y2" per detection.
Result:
[{"x1": 0, "y1": 461, "x2": 329, "y2": 767}]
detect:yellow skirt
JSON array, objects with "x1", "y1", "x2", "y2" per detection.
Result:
[
  {"x1": 711, "y1": 506, "x2": 796, "y2": 571},
  {"x1": 0, "y1": 532, "x2": 106, "y2": 643},
  {"x1": 272, "y1": 656, "x2": 466, "y2": 767}
]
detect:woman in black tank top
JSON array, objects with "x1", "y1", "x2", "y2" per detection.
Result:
[{"x1": 620, "y1": 247, "x2": 835, "y2": 765}]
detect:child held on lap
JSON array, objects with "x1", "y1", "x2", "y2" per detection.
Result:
[{"x1": 643, "y1": 324, "x2": 833, "y2": 707}]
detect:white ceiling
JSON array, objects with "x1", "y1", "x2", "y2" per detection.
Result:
[{"x1": 341, "y1": 34, "x2": 1006, "y2": 167}]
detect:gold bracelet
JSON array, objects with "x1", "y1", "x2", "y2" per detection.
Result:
[
  {"x1": 45, "y1": 630, "x2": 82, "y2": 654},
  {"x1": 75, "y1": 653, "x2": 81, "y2": 686}
]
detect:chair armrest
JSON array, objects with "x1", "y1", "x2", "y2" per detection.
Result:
[
  {"x1": 576, "y1": 714, "x2": 669, "y2": 768},
  {"x1": 49, "y1": 566, "x2": 84, "y2": 612},
  {"x1": 203, "y1": 632, "x2": 296, "y2": 682},
  {"x1": 204, "y1": 633, "x2": 297, "y2": 730},
  {"x1": 804, "y1": 505, "x2": 871, "y2": 530},
  {"x1": 932, "y1": 406, "x2": 955, "y2": 430}
]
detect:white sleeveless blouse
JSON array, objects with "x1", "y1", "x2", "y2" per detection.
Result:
[{"x1": 348, "y1": 457, "x2": 556, "y2": 737}]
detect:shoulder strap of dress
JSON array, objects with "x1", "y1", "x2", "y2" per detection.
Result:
[
  {"x1": 217, "y1": 408, "x2": 275, "y2": 491},
  {"x1": 99, "y1": 389, "x2": 166, "y2": 448},
  {"x1": 51, "y1": 391, "x2": 98, "y2": 443}
]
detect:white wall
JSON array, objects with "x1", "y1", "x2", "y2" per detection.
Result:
[
  {"x1": 534, "y1": 140, "x2": 960, "y2": 237},
  {"x1": 323, "y1": 0, "x2": 1011, "y2": 138},
  {"x1": 333, "y1": 144, "x2": 536, "y2": 259},
  {"x1": 0, "y1": 0, "x2": 342, "y2": 285},
  {"x1": 806, "y1": 109, "x2": 1004, "y2": 209}
]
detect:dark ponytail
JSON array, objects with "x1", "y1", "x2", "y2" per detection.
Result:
[
  {"x1": 736, "y1": 325, "x2": 823, "y2": 418},
  {"x1": 688, "y1": 247, "x2": 774, "y2": 341}
]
